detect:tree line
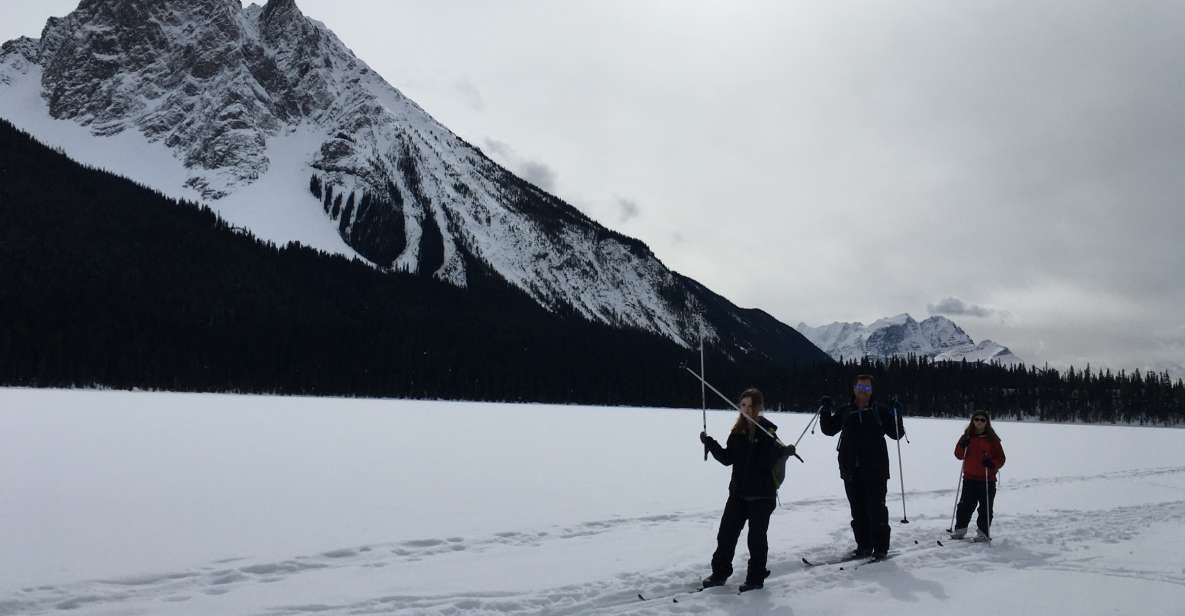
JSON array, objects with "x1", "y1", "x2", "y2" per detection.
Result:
[
  {"x1": 1, "y1": 118, "x2": 1181, "y2": 424},
  {"x1": 757, "y1": 355, "x2": 1184, "y2": 426}
]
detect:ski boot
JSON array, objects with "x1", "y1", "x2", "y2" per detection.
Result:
[
  {"x1": 701, "y1": 574, "x2": 728, "y2": 589},
  {"x1": 738, "y1": 569, "x2": 770, "y2": 593}
]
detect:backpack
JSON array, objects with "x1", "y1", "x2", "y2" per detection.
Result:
[
  {"x1": 771, "y1": 440, "x2": 796, "y2": 490},
  {"x1": 748, "y1": 418, "x2": 791, "y2": 491}
]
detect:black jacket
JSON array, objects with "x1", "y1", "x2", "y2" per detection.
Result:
[
  {"x1": 705, "y1": 416, "x2": 786, "y2": 498},
  {"x1": 819, "y1": 401, "x2": 905, "y2": 480}
]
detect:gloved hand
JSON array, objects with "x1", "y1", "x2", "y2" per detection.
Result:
[
  {"x1": 983, "y1": 457, "x2": 995, "y2": 470},
  {"x1": 818, "y1": 395, "x2": 833, "y2": 410},
  {"x1": 782, "y1": 443, "x2": 796, "y2": 458},
  {"x1": 700, "y1": 431, "x2": 716, "y2": 447},
  {"x1": 958, "y1": 435, "x2": 971, "y2": 448}
]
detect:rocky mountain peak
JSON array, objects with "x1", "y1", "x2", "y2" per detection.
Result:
[
  {"x1": 261, "y1": 0, "x2": 302, "y2": 22},
  {"x1": 799, "y1": 313, "x2": 1020, "y2": 365},
  {"x1": 0, "y1": 36, "x2": 39, "y2": 63}
]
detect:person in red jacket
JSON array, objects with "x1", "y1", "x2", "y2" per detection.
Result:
[{"x1": 951, "y1": 411, "x2": 1006, "y2": 540}]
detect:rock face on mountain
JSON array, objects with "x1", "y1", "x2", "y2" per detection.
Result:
[
  {"x1": 0, "y1": 0, "x2": 830, "y2": 366},
  {"x1": 797, "y1": 314, "x2": 1023, "y2": 365}
]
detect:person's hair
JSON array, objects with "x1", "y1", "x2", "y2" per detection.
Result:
[
  {"x1": 963, "y1": 410, "x2": 1001, "y2": 443},
  {"x1": 731, "y1": 387, "x2": 764, "y2": 434}
]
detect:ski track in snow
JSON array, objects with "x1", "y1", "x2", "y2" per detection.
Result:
[{"x1": 4, "y1": 465, "x2": 1184, "y2": 615}]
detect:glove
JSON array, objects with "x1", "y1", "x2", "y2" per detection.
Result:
[
  {"x1": 782, "y1": 443, "x2": 796, "y2": 458},
  {"x1": 958, "y1": 435, "x2": 971, "y2": 448},
  {"x1": 700, "y1": 431, "x2": 717, "y2": 448},
  {"x1": 818, "y1": 395, "x2": 833, "y2": 410},
  {"x1": 983, "y1": 458, "x2": 995, "y2": 470}
]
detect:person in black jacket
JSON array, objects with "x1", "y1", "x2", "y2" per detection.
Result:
[
  {"x1": 699, "y1": 388, "x2": 796, "y2": 592},
  {"x1": 818, "y1": 374, "x2": 905, "y2": 559}
]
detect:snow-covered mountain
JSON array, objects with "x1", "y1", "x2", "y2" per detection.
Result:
[
  {"x1": 0, "y1": 0, "x2": 828, "y2": 365},
  {"x1": 796, "y1": 314, "x2": 1023, "y2": 365}
]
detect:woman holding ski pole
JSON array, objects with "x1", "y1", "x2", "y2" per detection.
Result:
[
  {"x1": 951, "y1": 411, "x2": 1006, "y2": 541},
  {"x1": 699, "y1": 388, "x2": 796, "y2": 593}
]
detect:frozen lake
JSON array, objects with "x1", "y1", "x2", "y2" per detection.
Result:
[{"x1": 1, "y1": 388, "x2": 1182, "y2": 614}]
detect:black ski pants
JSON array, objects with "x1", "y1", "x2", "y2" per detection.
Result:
[
  {"x1": 843, "y1": 472, "x2": 890, "y2": 553},
  {"x1": 711, "y1": 495, "x2": 776, "y2": 583},
  {"x1": 955, "y1": 478, "x2": 997, "y2": 536}
]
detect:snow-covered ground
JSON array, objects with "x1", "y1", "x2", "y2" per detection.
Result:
[{"x1": 1, "y1": 388, "x2": 1182, "y2": 615}]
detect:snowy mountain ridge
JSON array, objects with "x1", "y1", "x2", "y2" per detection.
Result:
[
  {"x1": 0, "y1": 0, "x2": 828, "y2": 363},
  {"x1": 796, "y1": 314, "x2": 1023, "y2": 365}
]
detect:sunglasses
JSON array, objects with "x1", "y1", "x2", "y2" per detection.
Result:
[
  {"x1": 973, "y1": 417, "x2": 987, "y2": 423},
  {"x1": 853, "y1": 384, "x2": 873, "y2": 393}
]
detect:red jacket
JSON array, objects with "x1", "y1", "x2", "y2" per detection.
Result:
[{"x1": 954, "y1": 433, "x2": 1005, "y2": 481}]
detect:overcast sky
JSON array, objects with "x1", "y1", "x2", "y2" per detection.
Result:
[{"x1": 4, "y1": 1, "x2": 1183, "y2": 375}]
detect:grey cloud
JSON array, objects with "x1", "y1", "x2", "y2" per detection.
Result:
[
  {"x1": 482, "y1": 138, "x2": 512, "y2": 159},
  {"x1": 520, "y1": 161, "x2": 557, "y2": 192},
  {"x1": 617, "y1": 198, "x2": 640, "y2": 223},
  {"x1": 453, "y1": 79, "x2": 484, "y2": 112},
  {"x1": 481, "y1": 138, "x2": 558, "y2": 192},
  {"x1": 1159, "y1": 326, "x2": 1185, "y2": 352},
  {"x1": 755, "y1": 0, "x2": 1185, "y2": 373},
  {"x1": 927, "y1": 297, "x2": 996, "y2": 318}
]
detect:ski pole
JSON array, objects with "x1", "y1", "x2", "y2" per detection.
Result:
[
  {"x1": 700, "y1": 332, "x2": 708, "y2": 461},
  {"x1": 793, "y1": 404, "x2": 824, "y2": 448},
  {"x1": 984, "y1": 464, "x2": 992, "y2": 543},
  {"x1": 993, "y1": 472, "x2": 1001, "y2": 537},
  {"x1": 947, "y1": 469, "x2": 963, "y2": 533},
  {"x1": 682, "y1": 367, "x2": 803, "y2": 462},
  {"x1": 893, "y1": 400, "x2": 908, "y2": 524}
]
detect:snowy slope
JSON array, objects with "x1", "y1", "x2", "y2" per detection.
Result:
[
  {"x1": 934, "y1": 339, "x2": 1022, "y2": 364},
  {"x1": 799, "y1": 314, "x2": 1024, "y2": 365},
  {"x1": 0, "y1": 0, "x2": 828, "y2": 362},
  {"x1": 1, "y1": 388, "x2": 1182, "y2": 615}
]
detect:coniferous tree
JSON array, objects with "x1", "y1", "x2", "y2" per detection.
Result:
[
  {"x1": 340, "y1": 192, "x2": 356, "y2": 235},
  {"x1": 309, "y1": 174, "x2": 322, "y2": 200}
]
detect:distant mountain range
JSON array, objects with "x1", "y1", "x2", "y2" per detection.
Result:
[{"x1": 797, "y1": 314, "x2": 1023, "y2": 365}]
